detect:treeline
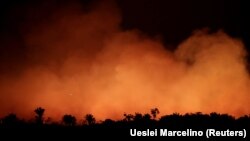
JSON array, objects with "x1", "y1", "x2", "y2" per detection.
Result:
[
  {"x1": 0, "y1": 107, "x2": 249, "y2": 129},
  {"x1": 0, "y1": 107, "x2": 249, "y2": 139}
]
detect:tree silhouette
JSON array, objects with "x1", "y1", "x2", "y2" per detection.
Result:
[
  {"x1": 85, "y1": 114, "x2": 96, "y2": 125},
  {"x1": 102, "y1": 119, "x2": 115, "y2": 126},
  {"x1": 123, "y1": 113, "x2": 134, "y2": 122},
  {"x1": 143, "y1": 113, "x2": 151, "y2": 121},
  {"x1": 151, "y1": 108, "x2": 160, "y2": 119},
  {"x1": 34, "y1": 107, "x2": 45, "y2": 124},
  {"x1": 134, "y1": 113, "x2": 143, "y2": 121},
  {"x1": 62, "y1": 114, "x2": 76, "y2": 126}
]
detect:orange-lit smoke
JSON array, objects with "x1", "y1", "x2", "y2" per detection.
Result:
[{"x1": 0, "y1": 1, "x2": 249, "y2": 121}]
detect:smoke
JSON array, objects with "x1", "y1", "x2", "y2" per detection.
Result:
[{"x1": 0, "y1": 1, "x2": 249, "y2": 120}]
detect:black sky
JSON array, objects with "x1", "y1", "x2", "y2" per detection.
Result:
[
  {"x1": 118, "y1": 0, "x2": 248, "y2": 49},
  {"x1": 0, "y1": 0, "x2": 249, "y2": 69}
]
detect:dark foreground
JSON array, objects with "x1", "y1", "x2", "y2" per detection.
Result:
[{"x1": 1, "y1": 112, "x2": 249, "y2": 140}]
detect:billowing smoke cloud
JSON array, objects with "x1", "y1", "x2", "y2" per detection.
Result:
[{"x1": 0, "y1": 1, "x2": 249, "y2": 120}]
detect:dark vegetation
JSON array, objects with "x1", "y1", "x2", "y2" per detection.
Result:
[{"x1": 0, "y1": 107, "x2": 249, "y2": 139}]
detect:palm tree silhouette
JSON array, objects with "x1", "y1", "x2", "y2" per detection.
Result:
[
  {"x1": 85, "y1": 114, "x2": 96, "y2": 125},
  {"x1": 62, "y1": 114, "x2": 76, "y2": 126},
  {"x1": 34, "y1": 107, "x2": 45, "y2": 124}
]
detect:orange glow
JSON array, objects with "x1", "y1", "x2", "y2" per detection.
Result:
[{"x1": 0, "y1": 1, "x2": 249, "y2": 121}]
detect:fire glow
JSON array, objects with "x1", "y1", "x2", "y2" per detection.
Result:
[{"x1": 0, "y1": 1, "x2": 249, "y2": 120}]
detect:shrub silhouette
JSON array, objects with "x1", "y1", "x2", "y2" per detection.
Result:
[
  {"x1": 143, "y1": 113, "x2": 151, "y2": 121},
  {"x1": 1, "y1": 113, "x2": 19, "y2": 127},
  {"x1": 62, "y1": 114, "x2": 76, "y2": 126}
]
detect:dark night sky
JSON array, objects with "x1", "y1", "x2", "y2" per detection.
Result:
[
  {"x1": 0, "y1": 0, "x2": 249, "y2": 71},
  {"x1": 1, "y1": 0, "x2": 248, "y2": 44},
  {"x1": 118, "y1": 0, "x2": 248, "y2": 48}
]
